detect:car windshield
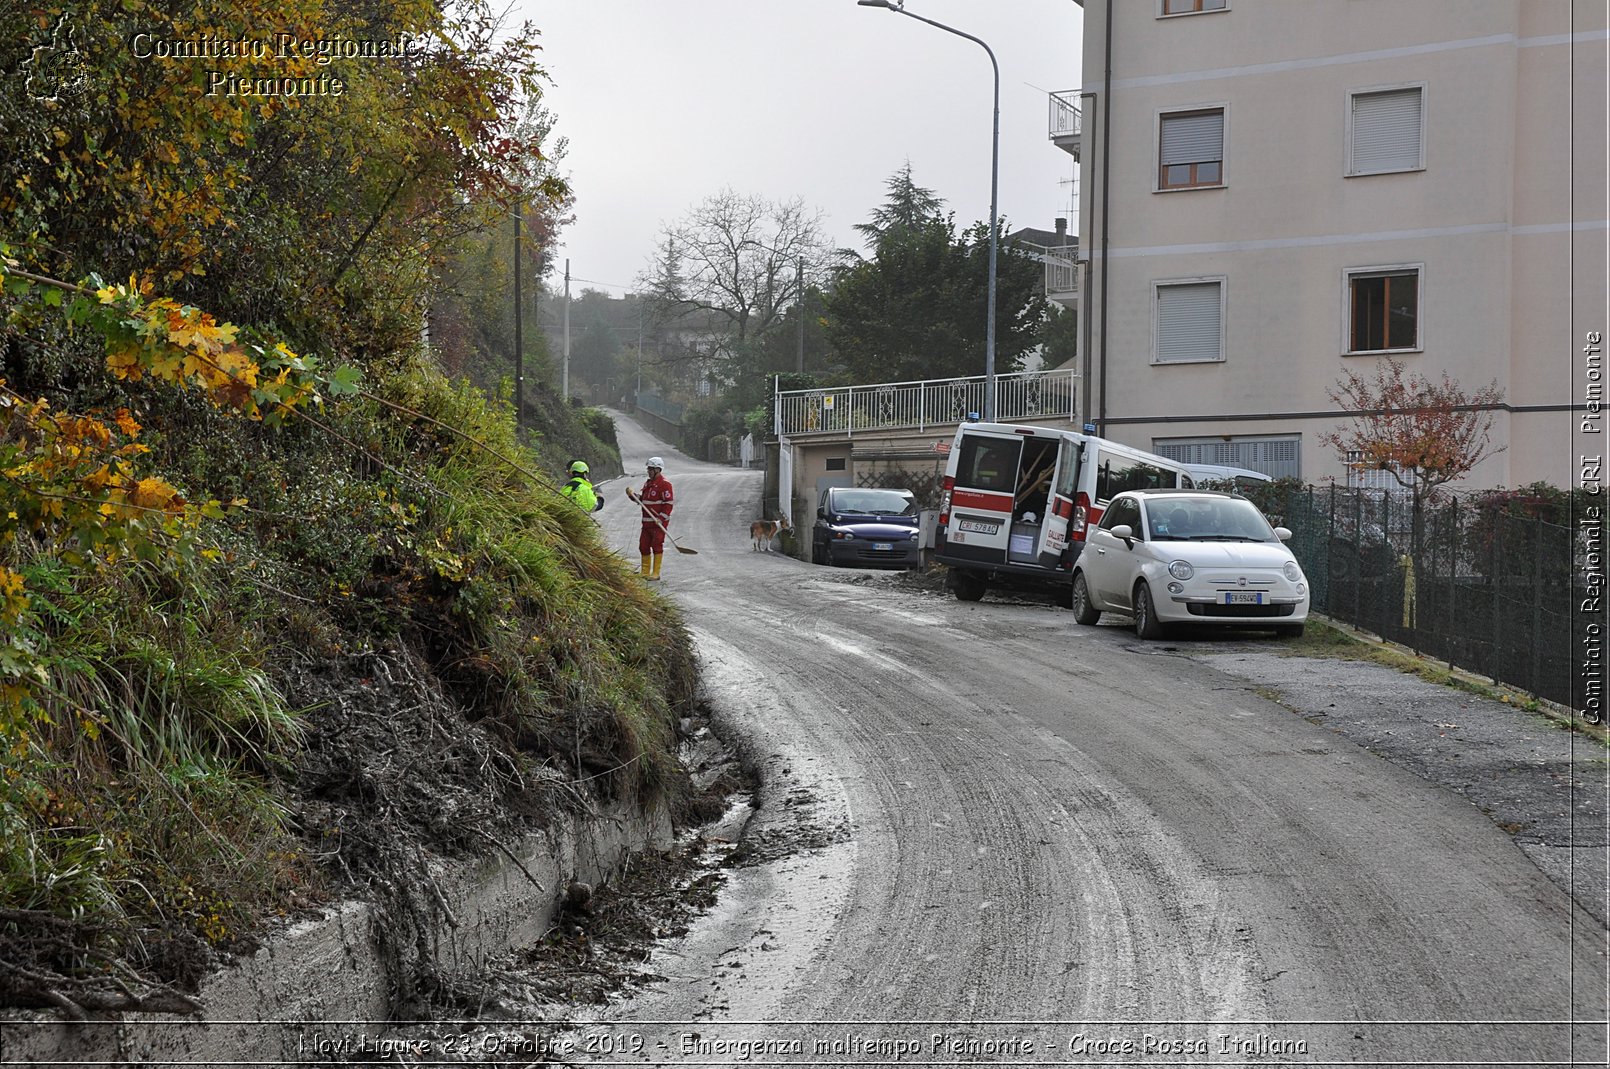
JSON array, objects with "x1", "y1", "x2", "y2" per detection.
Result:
[
  {"x1": 1146, "y1": 497, "x2": 1278, "y2": 542},
  {"x1": 832, "y1": 490, "x2": 917, "y2": 517}
]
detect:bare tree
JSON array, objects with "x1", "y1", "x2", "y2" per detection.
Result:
[{"x1": 639, "y1": 189, "x2": 829, "y2": 400}]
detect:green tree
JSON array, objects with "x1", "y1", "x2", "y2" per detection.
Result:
[
  {"x1": 1041, "y1": 303, "x2": 1079, "y2": 370},
  {"x1": 824, "y1": 166, "x2": 1049, "y2": 383}
]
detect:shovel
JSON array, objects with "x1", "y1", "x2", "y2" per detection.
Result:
[{"x1": 629, "y1": 490, "x2": 698, "y2": 554}]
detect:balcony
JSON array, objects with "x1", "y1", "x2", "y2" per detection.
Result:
[
  {"x1": 1049, "y1": 89, "x2": 1081, "y2": 159},
  {"x1": 1029, "y1": 243, "x2": 1080, "y2": 307}
]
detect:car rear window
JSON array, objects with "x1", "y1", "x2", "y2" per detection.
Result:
[{"x1": 832, "y1": 490, "x2": 917, "y2": 516}]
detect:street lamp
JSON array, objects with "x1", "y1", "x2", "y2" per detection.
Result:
[{"x1": 858, "y1": 0, "x2": 999, "y2": 422}]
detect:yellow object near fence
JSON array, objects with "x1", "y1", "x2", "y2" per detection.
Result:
[{"x1": 1398, "y1": 553, "x2": 1416, "y2": 628}]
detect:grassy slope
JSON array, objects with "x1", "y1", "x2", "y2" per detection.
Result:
[{"x1": 0, "y1": 354, "x2": 695, "y2": 1014}]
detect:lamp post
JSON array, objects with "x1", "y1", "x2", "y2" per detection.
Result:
[
  {"x1": 858, "y1": 0, "x2": 999, "y2": 422},
  {"x1": 512, "y1": 200, "x2": 524, "y2": 433}
]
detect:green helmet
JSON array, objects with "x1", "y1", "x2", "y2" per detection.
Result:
[{"x1": 569, "y1": 460, "x2": 589, "y2": 475}]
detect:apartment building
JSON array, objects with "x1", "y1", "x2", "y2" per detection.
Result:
[{"x1": 1072, "y1": 0, "x2": 1607, "y2": 487}]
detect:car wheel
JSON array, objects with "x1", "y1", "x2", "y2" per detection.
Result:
[
  {"x1": 1275, "y1": 623, "x2": 1305, "y2": 639},
  {"x1": 952, "y1": 572, "x2": 987, "y2": 602},
  {"x1": 1133, "y1": 581, "x2": 1168, "y2": 639},
  {"x1": 1070, "y1": 572, "x2": 1101, "y2": 625}
]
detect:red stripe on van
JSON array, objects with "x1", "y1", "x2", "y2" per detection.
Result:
[{"x1": 951, "y1": 488, "x2": 1014, "y2": 513}]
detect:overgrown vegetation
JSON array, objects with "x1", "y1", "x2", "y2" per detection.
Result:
[{"x1": 1, "y1": 0, "x2": 686, "y2": 1016}]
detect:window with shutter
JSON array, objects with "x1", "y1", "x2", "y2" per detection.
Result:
[
  {"x1": 1158, "y1": 109, "x2": 1224, "y2": 189},
  {"x1": 1349, "y1": 86, "x2": 1423, "y2": 175},
  {"x1": 1155, "y1": 280, "x2": 1224, "y2": 363}
]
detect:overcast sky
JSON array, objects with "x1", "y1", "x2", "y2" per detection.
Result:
[{"x1": 520, "y1": 0, "x2": 1086, "y2": 297}]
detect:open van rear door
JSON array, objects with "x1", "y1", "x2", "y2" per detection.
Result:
[
  {"x1": 1036, "y1": 435, "x2": 1081, "y2": 567},
  {"x1": 943, "y1": 432, "x2": 1020, "y2": 563}
]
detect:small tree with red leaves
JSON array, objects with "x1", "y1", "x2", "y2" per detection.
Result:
[{"x1": 1320, "y1": 356, "x2": 1505, "y2": 562}]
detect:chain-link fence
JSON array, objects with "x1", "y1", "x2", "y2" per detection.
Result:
[{"x1": 1264, "y1": 485, "x2": 1595, "y2": 711}]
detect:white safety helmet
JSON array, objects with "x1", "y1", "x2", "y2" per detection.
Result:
[{"x1": 647, "y1": 457, "x2": 664, "y2": 470}]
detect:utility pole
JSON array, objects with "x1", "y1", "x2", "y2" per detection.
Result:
[
  {"x1": 636, "y1": 302, "x2": 644, "y2": 402},
  {"x1": 562, "y1": 258, "x2": 571, "y2": 404},
  {"x1": 513, "y1": 201, "x2": 523, "y2": 432},
  {"x1": 795, "y1": 256, "x2": 805, "y2": 374}
]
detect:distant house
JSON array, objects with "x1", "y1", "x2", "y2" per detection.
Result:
[
  {"x1": 1008, "y1": 218, "x2": 1080, "y2": 374},
  {"x1": 1007, "y1": 217, "x2": 1080, "y2": 315}
]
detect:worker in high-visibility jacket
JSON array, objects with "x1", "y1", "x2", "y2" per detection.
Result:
[
  {"x1": 625, "y1": 456, "x2": 673, "y2": 580},
  {"x1": 560, "y1": 460, "x2": 604, "y2": 512}
]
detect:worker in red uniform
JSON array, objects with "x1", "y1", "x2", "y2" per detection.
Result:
[{"x1": 625, "y1": 456, "x2": 674, "y2": 580}]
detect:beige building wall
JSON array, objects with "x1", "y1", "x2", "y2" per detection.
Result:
[{"x1": 1077, "y1": 0, "x2": 1607, "y2": 489}]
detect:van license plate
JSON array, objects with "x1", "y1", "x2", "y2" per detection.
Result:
[
  {"x1": 873, "y1": 542, "x2": 892, "y2": 552},
  {"x1": 1222, "y1": 591, "x2": 1263, "y2": 605},
  {"x1": 958, "y1": 518, "x2": 1000, "y2": 535}
]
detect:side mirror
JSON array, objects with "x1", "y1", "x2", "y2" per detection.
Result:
[
  {"x1": 1110, "y1": 523, "x2": 1135, "y2": 548},
  {"x1": 1274, "y1": 526, "x2": 1292, "y2": 541}
]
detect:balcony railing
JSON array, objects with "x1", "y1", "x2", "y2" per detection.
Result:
[
  {"x1": 1049, "y1": 90, "x2": 1082, "y2": 141},
  {"x1": 774, "y1": 368, "x2": 1079, "y2": 438},
  {"x1": 1020, "y1": 243, "x2": 1079, "y2": 298},
  {"x1": 1046, "y1": 245, "x2": 1079, "y2": 297}
]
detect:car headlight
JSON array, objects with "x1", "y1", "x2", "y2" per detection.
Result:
[
  {"x1": 831, "y1": 529, "x2": 855, "y2": 540},
  {"x1": 1168, "y1": 560, "x2": 1194, "y2": 581},
  {"x1": 1283, "y1": 561, "x2": 1302, "y2": 582},
  {"x1": 909, "y1": 531, "x2": 919, "y2": 540}
]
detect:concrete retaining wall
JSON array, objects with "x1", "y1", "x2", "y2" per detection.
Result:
[{"x1": 2, "y1": 800, "x2": 671, "y2": 1065}]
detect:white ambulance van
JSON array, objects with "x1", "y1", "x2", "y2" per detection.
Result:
[{"x1": 933, "y1": 422, "x2": 1190, "y2": 603}]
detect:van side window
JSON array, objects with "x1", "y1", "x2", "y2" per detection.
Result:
[
  {"x1": 1097, "y1": 457, "x2": 1177, "y2": 500},
  {"x1": 957, "y1": 438, "x2": 1017, "y2": 493}
]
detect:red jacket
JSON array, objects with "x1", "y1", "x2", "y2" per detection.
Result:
[{"x1": 638, "y1": 473, "x2": 673, "y2": 526}]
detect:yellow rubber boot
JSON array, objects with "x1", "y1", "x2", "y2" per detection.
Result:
[
  {"x1": 639, "y1": 554, "x2": 652, "y2": 577},
  {"x1": 649, "y1": 552, "x2": 663, "y2": 580}
]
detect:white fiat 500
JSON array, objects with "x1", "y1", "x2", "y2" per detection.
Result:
[{"x1": 1070, "y1": 489, "x2": 1309, "y2": 639}]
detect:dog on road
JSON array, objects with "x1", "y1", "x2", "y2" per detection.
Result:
[{"x1": 750, "y1": 516, "x2": 790, "y2": 552}]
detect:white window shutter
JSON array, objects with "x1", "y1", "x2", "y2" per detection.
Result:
[
  {"x1": 1352, "y1": 88, "x2": 1422, "y2": 173},
  {"x1": 1160, "y1": 111, "x2": 1223, "y2": 166},
  {"x1": 1156, "y1": 283, "x2": 1222, "y2": 362}
]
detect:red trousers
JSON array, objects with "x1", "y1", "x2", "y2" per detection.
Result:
[{"x1": 638, "y1": 525, "x2": 665, "y2": 555}]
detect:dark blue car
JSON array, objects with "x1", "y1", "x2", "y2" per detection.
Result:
[{"x1": 811, "y1": 487, "x2": 921, "y2": 569}]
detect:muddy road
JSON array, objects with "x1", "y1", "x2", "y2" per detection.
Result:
[{"x1": 588, "y1": 414, "x2": 1606, "y2": 1065}]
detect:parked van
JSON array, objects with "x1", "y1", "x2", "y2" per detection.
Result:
[
  {"x1": 934, "y1": 422, "x2": 1190, "y2": 602},
  {"x1": 1180, "y1": 462, "x2": 1274, "y2": 491}
]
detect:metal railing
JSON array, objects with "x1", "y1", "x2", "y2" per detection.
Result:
[
  {"x1": 1049, "y1": 90, "x2": 1082, "y2": 141},
  {"x1": 774, "y1": 368, "x2": 1078, "y2": 437},
  {"x1": 1010, "y1": 242, "x2": 1079, "y2": 300},
  {"x1": 1042, "y1": 244, "x2": 1079, "y2": 297}
]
